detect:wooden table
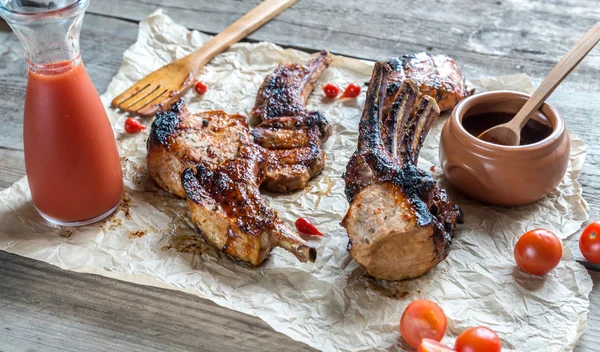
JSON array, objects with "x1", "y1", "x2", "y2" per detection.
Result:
[{"x1": 1, "y1": 1, "x2": 599, "y2": 350}]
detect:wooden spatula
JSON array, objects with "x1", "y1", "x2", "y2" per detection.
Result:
[
  {"x1": 111, "y1": 0, "x2": 298, "y2": 117},
  {"x1": 478, "y1": 22, "x2": 600, "y2": 146}
]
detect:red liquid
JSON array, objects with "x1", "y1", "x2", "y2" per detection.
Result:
[{"x1": 24, "y1": 60, "x2": 123, "y2": 223}]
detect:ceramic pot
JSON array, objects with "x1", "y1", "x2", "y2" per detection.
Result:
[{"x1": 439, "y1": 90, "x2": 570, "y2": 207}]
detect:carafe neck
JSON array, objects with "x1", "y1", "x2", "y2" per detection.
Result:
[{"x1": 0, "y1": 0, "x2": 88, "y2": 67}]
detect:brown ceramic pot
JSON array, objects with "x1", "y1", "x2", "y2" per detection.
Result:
[{"x1": 439, "y1": 90, "x2": 570, "y2": 207}]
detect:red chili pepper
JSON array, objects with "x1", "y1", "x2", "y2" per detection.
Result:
[
  {"x1": 194, "y1": 81, "x2": 208, "y2": 95},
  {"x1": 124, "y1": 118, "x2": 146, "y2": 133},
  {"x1": 323, "y1": 83, "x2": 340, "y2": 99},
  {"x1": 295, "y1": 218, "x2": 323, "y2": 236},
  {"x1": 340, "y1": 82, "x2": 361, "y2": 99}
]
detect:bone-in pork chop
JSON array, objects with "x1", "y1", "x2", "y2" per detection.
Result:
[
  {"x1": 182, "y1": 143, "x2": 316, "y2": 266},
  {"x1": 147, "y1": 100, "x2": 250, "y2": 198},
  {"x1": 251, "y1": 50, "x2": 333, "y2": 193},
  {"x1": 147, "y1": 100, "x2": 316, "y2": 266}
]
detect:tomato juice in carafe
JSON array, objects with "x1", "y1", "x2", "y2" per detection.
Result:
[{"x1": 1, "y1": 0, "x2": 123, "y2": 225}]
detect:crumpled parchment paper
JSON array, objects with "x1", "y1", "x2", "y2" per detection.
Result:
[{"x1": 0, "y1": 10, "x2": 592, "y2": 352}]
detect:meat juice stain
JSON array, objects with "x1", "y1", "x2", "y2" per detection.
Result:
[
  {"x1": 462, "y1": 112, "x2": 553, "y2": 145},
  {"x1": 128, "y1": 230, "x2": 148, "y2": 239}
]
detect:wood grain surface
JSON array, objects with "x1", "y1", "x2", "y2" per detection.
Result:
[{"x1": 1, "y1": 1, "x2": 599, "y2": 351}]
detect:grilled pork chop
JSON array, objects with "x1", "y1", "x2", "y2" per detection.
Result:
[
  {"x1": 342, "y1": 62, "x2": 463, "y2": 281},
  {"x1": 147, "y1": 100, "x2": 250, "y2": 198},
  {"x1": 385, "y1": 52, "x2": 472, "y2": 114},
  {"x1": 251, "y1": 50, "x2": 333, "y2": 192},
  {"x1": 182, "y1": 144, "x2": 316, "y2": 266},
  {"x1": 148, "y1": 100, "x2": 316, "y2": 266}
]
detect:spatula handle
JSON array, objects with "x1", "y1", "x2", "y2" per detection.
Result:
[
  {"x1": 186, "y1": 0, "x2": 299, "y2": 71},
  {"x1": 510, "y1": 22, "x2": 600, "y2": 130}
]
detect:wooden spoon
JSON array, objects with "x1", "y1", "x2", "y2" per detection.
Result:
[
  {"x1": 478, "y1": 23, "x2": 600, "y2": 146},
  {"x1": 111, "y1": 0, "x2": 298, "y2": 117}
]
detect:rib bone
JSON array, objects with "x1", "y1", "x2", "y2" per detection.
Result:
[{"x1": 342, "y1": 62, "x2": 463, "y2": 281}]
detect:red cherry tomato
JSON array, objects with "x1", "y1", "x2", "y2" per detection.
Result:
[
  {"x1": 580, "y1": 221, "x2": 600, "y2": 264},
  {"x1": 124, "y1": 118, "x2": 146, "y2": 133},
  {"x1": 454, "y1": 327, "x2": 501, "y2": 352},
  {"x1": 418, "y1": 339, "x2": 455, "y2": 352},
  {"x1": 514, "y1": 228, "x2": 562, "y2": 276},
  {"x1": 295, "y1": 218, "x2": 323, "y2": 236},
  {"x1": 400, "y1": 299, "x2": 447, "y2": 348},
  {"x1": 194, "y1": 81, "x2": 208, "y2": 95},
  {"x1": 323, "y1": 83, "x2": 340, "y2": 99},
  {"x1": 340, "y1": 82, "x2": 361, "y2": 99}
]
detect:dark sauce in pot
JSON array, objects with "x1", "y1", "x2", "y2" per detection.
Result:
[{"x1": 462, "y1": 112, "x2": 553, "y2": 146}]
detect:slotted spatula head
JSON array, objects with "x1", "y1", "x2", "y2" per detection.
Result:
[{"x1": 111, "y1": 58, "x2": 197, "y2": 117}]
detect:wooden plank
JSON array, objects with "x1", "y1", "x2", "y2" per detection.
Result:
[
  {"x1": 0, "y1": 251, "x2": 314, "y2": 352},
  {"x1": 577, "y1": 271, "x2": 600, "y2": 352},
  {"x1": 1, "y1": 1, "x2": 600, "y2": 350},
  {"x1": 2, "y1": 0, "x2": 600, "y2": 149},
  {"x1": 85, "y1": 0, "x2": 600, "y2": 92},
  {"x1": 1, "y1": 0, "x2": 598, "y2": 147},
  {"x1": 0, "y1": 148, "x2": 24, "y2": 189}
]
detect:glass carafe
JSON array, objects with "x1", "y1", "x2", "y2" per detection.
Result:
[{"x1": 0, "y1": 0, "x2": 123, "y2": 226}]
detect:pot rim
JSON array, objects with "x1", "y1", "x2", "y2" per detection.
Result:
[{"x1": 451, "y1": 90, "x2": 565, "y2": 153}]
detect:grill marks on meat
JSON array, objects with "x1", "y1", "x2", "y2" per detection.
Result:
[
  {"x1": 147, "y1": 100, "x2": 251, "y2": 198},
  {"x1": 148, "y1": 99, "x2": 316, "y2": 266},
  {"x1": 147, "y1": 50, "x2": 335, "y2": 266},
  {"x1": 251, "y1": 51, "x2": 333, "y2": 192},
  {"x1": 385, "y1": 52, "x2": 472, "y2": 114},
  {"x1": 252, "y1": 50, "x2": 332, "y2": 120},
  {"x1": 342, "y1": 62, "x2": 463, "y2": 281},
  {"x1": 182, "y1": 144, "x2": 316, "y2": 267}
]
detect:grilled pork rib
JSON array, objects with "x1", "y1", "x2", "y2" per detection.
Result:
[
  {"x1": 385, "y1": 53, "x2": 472, "y2": 114},
  {"x1": 342, "y1": 62, "x2": 463, "y2": 281},
  {"x1": 147, "y1": 100, "x2": 250, "y2": 198},
  {"x1": 251, "y1": 50, "x2": 333, "y2": 192}
]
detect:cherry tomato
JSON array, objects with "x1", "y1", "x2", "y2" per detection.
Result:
[
  {"x1": 194, "y1": 81, "x2": 208, "y2": 95},
  {"x1": 295, "y1": 218, "x2": 323, "y2": 236},
  {"x1": 323, "y1": 83, "x2": 340, "y2": 99},
  {"x1": 580, "y1": 221, "x2": 600, "y2": 264},
  {"x1": 418, "y1": 339, "x2": 455, "y2": 352},
  {"x1": 400, "y1": 299, "x2": 447, "y2": 348},
  {"x1": 124, "y1": 118, "x2": 146, "y2": 133},
  {"x1": 514, "y1": 228, "x2": 562, "y2": 276},
  {"x1": 340, "y1": 82, "x2": 361, "y2": 99},
  {"x1": 454, "y1": 327, "x2": 501, "y2": 352}
]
